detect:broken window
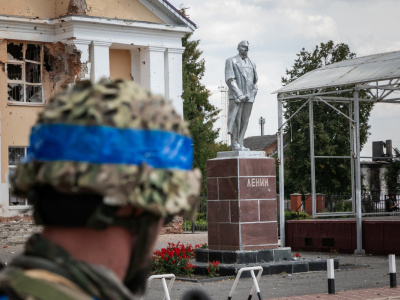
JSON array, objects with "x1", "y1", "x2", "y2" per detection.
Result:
[
  {"x1": 7, "y1": 84, "x2": 24, "y2": 101},
  {"x1": 26, "y1": 44, "x2": 41, "y2": 61},
  {"x1": 8, "y1": 147, "x2": 32, "y2": 206},
  {"x1": 7, "y1": 64, "x2": 22, "y2": 80},
  {"x1": 6, "y1": 42, "x2": 44, "y2": 103},
  {"x1": 7, "y1": 43, "x2": 23, "y2": 61}
]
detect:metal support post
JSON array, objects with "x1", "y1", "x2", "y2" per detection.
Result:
[
  {"x1": 349, "y1": 104, "x2": 355, "y2": 213},
  {"x1": 277, "y1": 97, "x2": 285, "y2": 247},
  {"x1": 309, "y1": 99, "x2": 316, "y2": 217},
  {"x1": 353, "y1": 87, "x2": 365, "y2": 254}
]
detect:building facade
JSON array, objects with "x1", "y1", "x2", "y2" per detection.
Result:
[{"x1": 0, "y1": 0, "x2": 195, "y2": 217}]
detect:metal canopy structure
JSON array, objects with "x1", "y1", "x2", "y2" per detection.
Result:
[{"x1": 274, "y1": 50, "x2": 400, "y2": 254}]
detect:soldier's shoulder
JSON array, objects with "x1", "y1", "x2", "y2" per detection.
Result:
[{"x1": 0, "y1": 266, "x2": 94, "y2": 300}]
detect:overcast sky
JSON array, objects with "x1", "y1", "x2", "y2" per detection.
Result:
[{"x1": 169, "y1": 0, "x2": 400, "y2": 158}]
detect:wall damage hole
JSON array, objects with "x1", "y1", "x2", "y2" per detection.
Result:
[
  {"x1": 7, "y1": 64, "x2": 22, "y2": 80},
  {"x1": 8, "y1": 84, "x2": 24, "y2": 101},
  {"x1": 7, "y1": 43, "x2": 23, "y2": 61},
  {"x1": 26, "y1": 44, "x2": 41, "y2": 61},
  {"x1": 26, "y1": 63, "x2": 41, "y2": 83},
  {"x1": 26, "y1": 85, "x2": 42, "y2": 102}
]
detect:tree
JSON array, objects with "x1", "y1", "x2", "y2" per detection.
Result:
[
  {"x1": 384, "y1": 148, "x2": 400, "y2": 194},
  {"x1": 281, "y1": 41, "x2": 374, "y2": 196},
  {"x1": 182, "y1": 33, "x2": 221, "y2": 195}
]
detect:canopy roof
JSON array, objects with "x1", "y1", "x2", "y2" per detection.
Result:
[{"x1": 275, "y1": 50, "x2": 400, "y2": 94}]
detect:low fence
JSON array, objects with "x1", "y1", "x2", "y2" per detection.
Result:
[
  {"x1": 185, "y1": 193, "x2": 400, "y2": 233},
  {"x1": 289, "y1": 193, "x2": 400, "y2": 215},
  {"x1": 183, "y1": 197, "x2": 207, "y2": 232}
]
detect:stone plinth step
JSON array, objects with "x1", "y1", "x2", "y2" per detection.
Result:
[
  {"x1": 195, "y1": 248, "x2": 291, "y2": 264},
  {"x1": 194, "y1": 258, "x2": 339, "y2": 278}
]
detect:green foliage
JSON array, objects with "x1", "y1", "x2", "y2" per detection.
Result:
[
  {"x1": 183, "y1": 219, "x2": 207, "y2": 231},
  {"x1": 207, "y1": 261, "x2": 220, "y2": 278},
  {"x1": 384, "y1": 148, "x2": 400, "y2": 194},
  {"x1": 333, "y1": 200, "x2": 352, "y2": 212},
  {"x1": 281, "y1": 41, "x2": 374, "y2": 196},
  {"x1": 284, "y1": 210, "x2": 310, "y2": 220},
  {"x1": 182, "y1": 33, "x2": 221, "y2": 196},
  {"x1": 183, "y1": 195, "x2": 208, "y2": 231}
]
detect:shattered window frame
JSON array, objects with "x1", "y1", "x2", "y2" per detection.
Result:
[
  {"x1": 8, "y1": 147, "x2": 32, "y2": 207},
  {"x1": 6, "y1": 42, "x2": 45, "y2": 104}
]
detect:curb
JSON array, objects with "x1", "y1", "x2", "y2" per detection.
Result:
[
  {"x1": 194, "y1": 258, "x2": 339, "y2": 278},
  {"x1": 175, "y1": 275, "x2": 233, "y2": 283}
]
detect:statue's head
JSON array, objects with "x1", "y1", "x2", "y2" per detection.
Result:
[{"x1": 237, "y1": 40, "x2": 249, "y2": 58}]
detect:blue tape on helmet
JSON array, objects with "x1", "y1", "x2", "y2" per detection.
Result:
[{"x1": 27, "y1": 124, "x2": 194, "y2": 170}]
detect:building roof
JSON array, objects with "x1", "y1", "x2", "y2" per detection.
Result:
[
  {"x1": 274, "y1": 50, "x2": 400, "y2": 94},
  {"x1": 361, "y1": 160, "x2": 390, "y2": 166},
  {"x1": 143, "y1": 0, "x2": 197, "y2": 30},
  {"x1": 244, "y1": 135, "x2": 277, "y2": 151}
]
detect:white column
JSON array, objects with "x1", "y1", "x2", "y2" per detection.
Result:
[
  {"x1": 73, "y1": 39, "x2": 91, "y2": 81},
  {"x1": 140, "y1": 46, "x2": 165, "y2": 96},
  {"x1": 90, "y1": 41, "x2": 112, "y2": 82},
  {"x1": 130, "y1": 48, "x2": 141, "y2": 84},
  {"x1": 165, "y1": 47, "x2": 184, "y2": 118}
]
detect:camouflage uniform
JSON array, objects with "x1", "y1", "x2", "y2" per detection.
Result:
[
  {"x1": 0, "y1": 80, "x2": 201, "y2": 300},
  {"x1": 0, "y1": 235, "x2": 135, "y2": 300}
]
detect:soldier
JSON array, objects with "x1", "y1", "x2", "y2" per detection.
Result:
[{"x1": 0, "y1": 80, "x2": 203, "y2": 299}]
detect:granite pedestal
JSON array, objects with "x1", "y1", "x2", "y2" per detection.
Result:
[{"x1": 206, "y1": 151, "x2": 278, "y2": 251}]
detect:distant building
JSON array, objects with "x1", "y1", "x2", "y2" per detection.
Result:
[
  {"x1": 361, "y1": 161, "x2": 389, "y2": 198},
  {"x1": 361, "y1": 140, "x2": 393, "y2": 197},
  {"x1": 243, "y1": 134, "x2": 287, "y2": 156}
]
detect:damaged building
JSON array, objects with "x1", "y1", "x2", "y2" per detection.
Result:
[{"x1": 0, "y1": 0, "x2": 196, "y2": 216}]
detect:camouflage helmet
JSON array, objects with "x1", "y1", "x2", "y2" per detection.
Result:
[{"x1": 10, "y1": 79, "x2": 201, "y2": 219}]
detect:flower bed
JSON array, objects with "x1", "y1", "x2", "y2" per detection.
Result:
[{"x1": 152, "y1": 242, "x2": 203, "y2": 277}]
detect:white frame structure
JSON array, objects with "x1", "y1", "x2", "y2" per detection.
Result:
[{"x1": 275, "y1": 50, "x2": 400, "y2": 253}]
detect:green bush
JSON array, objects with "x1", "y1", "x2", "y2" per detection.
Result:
[
  {"x1": 333, "y1": 200, "x2": 352, "y2": 212},
  {"x1": 284, "y1": 210, "x2": 310, "y2": 220},
  {"x1": 183, "y1": 219, "x2": 207, "y2": 231}
]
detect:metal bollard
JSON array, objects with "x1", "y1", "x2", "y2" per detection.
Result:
[
  {"x1": 140, "y1": 274, "x2": 175, "y2": 300},
  {"x1": 327, "y1": 258, "x2": 335, "y2": 294},
  {"x1": 389, "y1": 254, "x2": 397, "y2": 288},
  {"x1": 227, "y1": 266, "x2": 263, "y2": 300}
]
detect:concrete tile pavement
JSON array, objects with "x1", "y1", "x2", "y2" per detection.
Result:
[
  {"x1": 268, "y1": 286, "x2": 400, "y2": 300},
  {"x1": 154, "y1": 233, "x2": 400, "y2": 300},
  {"x1": 156, "y1": 232, "x2": 208, "y2": 250}
]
